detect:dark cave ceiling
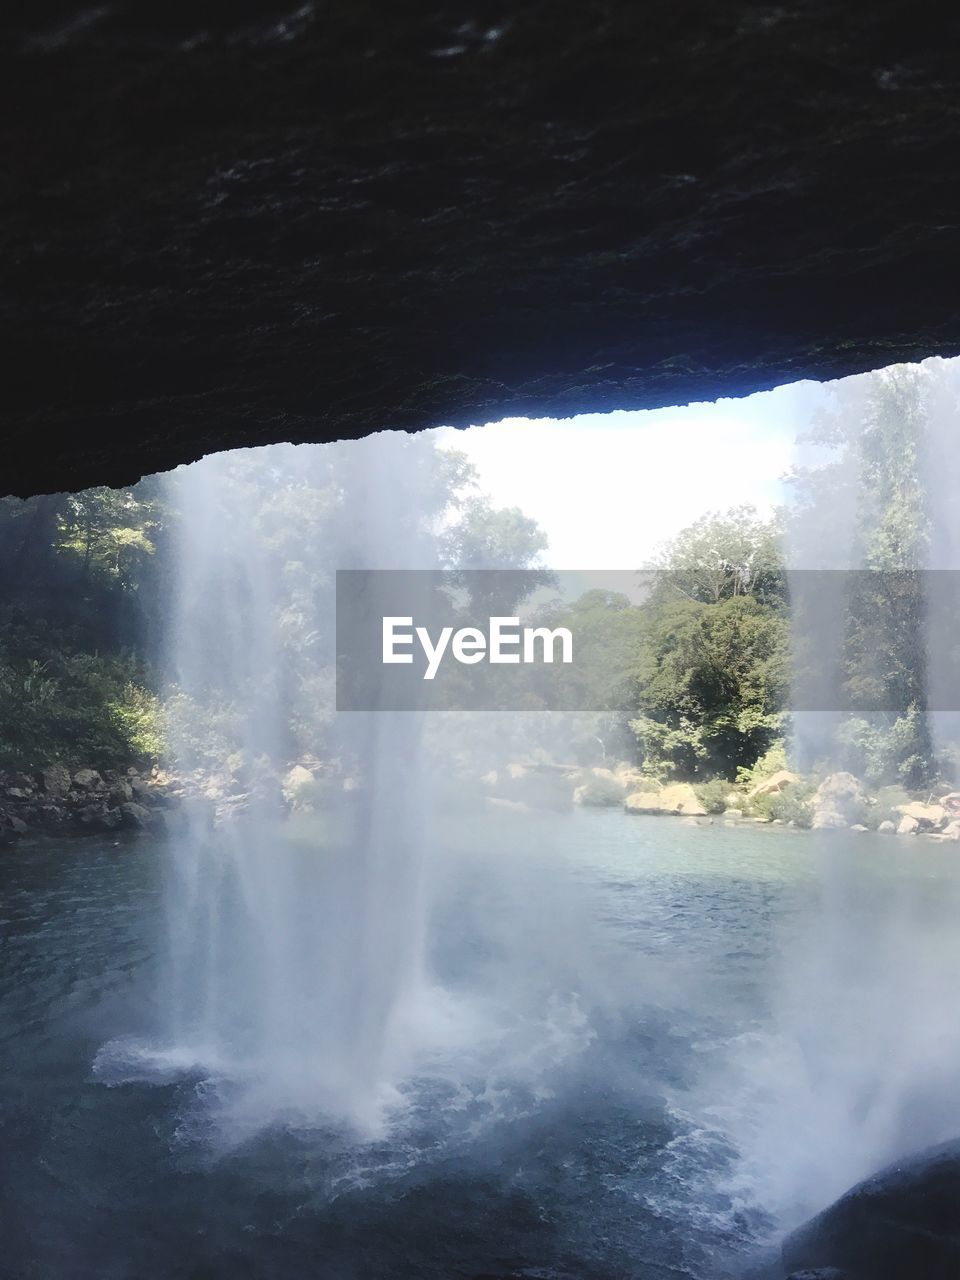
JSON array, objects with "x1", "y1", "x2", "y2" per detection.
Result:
[{"x1": 3, "y1": 1, "x2": 960, "y2": 495}]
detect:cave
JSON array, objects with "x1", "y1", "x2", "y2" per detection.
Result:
[
  {"x1": 5, "y1": 1, "x2": 960, "y2": 495},
  {"x1": 4, "y1": 7, "x2": 960, "y2": 1280}
]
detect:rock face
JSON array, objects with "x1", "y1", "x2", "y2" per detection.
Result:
[
  {"x1": 4, "y1": 3, "x2": 960, "y2": 496},
  {"x1": 782, "y1": 1139, "x2": 960, "y2": 1280},
  {"x1": 811, "y1": 773, "x2": 867, "y2": 830}
]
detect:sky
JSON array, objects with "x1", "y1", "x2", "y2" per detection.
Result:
[{"x1": 435, "y1": 379, "x2": 825, "y2": 570}]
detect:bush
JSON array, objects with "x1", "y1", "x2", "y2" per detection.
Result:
[
  {"x1": 736, "y1": 741, "x2": 789, "y2": 790},
  {"x1": 749, "y1": 778, "x2": 816, "y2": 828},
  {"x1": 0, "y1": 631, "x2": 162, "y2": 771},
  {"x1": 695, "y1": 777, "x2": 733, "y2": 813}
]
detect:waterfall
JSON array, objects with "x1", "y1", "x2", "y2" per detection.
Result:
[{"x1": 155, "y1": 439, "x2": 437, "y2": 1134}]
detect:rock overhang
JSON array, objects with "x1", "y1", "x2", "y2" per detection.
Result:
[{"x1": 3, "y1": 1, "x2": 960, "y2": 495}]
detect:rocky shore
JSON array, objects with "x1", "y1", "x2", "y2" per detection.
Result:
[
  {"x1": 5, "y1": 754, "x2": 960, "y2": 849},
  {"x1": 478, "y1": 762, "x2": 960, "y2": 843},
  {"x1": 0, "y1": 756, "x2": 351, "y2": 847}
]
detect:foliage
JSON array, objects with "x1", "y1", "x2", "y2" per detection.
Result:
[
  {"x1": 834, "y1": 707, "x2": 935, "y2": 788},
  {"x1": 695, "y1": 778, "x2": 733, "y2": 813},
  {"x1": 750, "y1": 783, "x2": 815, "y2": 828},
  {"x1": 735, "y1": 741, "x2": 789, "y2": 789},
  {"x1": 0, "y1": 619, "x2": 162, "y2": 770}
]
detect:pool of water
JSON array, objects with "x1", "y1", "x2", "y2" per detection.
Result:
[{"x1": 2, "y1": 812, "x2": 959, "y2": 1279}]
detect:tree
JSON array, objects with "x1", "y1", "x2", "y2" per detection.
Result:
[{"x1": 648, "y1": 505, "x2": 785, "y2": 605}]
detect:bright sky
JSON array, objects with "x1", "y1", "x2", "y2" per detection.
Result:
[{"x1": 435, "y1": 380, "x2": 824, "y2": 570}]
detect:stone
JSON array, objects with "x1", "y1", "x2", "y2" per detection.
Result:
[
  {"x1": 812, "y1": 810, "x2": 847, "y2": 831},
  {"x1": 8, "y1": 815, "x2": 27, "y2": 835},
  {"x1": 624, "y1": 783, "x2": 707, "y2": 817},
  {"x1": 283, "y1": 764, "x2": 315, "y2": 794},
  {"x1": 897, "y1": 816, "x2": 920, "y2": 835},
  {"x1": 812, "y1": 773, "x2": 867, "y2": 828},
  {"x1": 109, "y1": 782, "x2": 134, "y2": 805},
  {"x1": 4, "y1": 6, "x2": 960, "y2": 498},
  {"x1": 944, "y1": 820, "x2": 960, "y2": 841},
  {"x1": 878, "y1": 820, "x2": 896, "y2": 833},
  {"x1": 895, "y1": 801, "x2": 947, "y2": 829},
  {"x1": 5, "y1": 787, "x2": 28, "y2": 799},
  {"x1": 781, "y1": 1138, "x2": 960, "y2": 1280},
  {"x1": 39, "y1": 765, "x2": 72, "y2": 797},
  {"x1": 723, "y1": 808, "x2": 743, "y2": 818},
  {"x1": 849, "y1": 823, "x2": 869, "y2": 832},
  {"x1": 119, "y1": 802, "x2": 152, "y2": 829},
  {"x1": 746, "y1": 769, "x2": 800, "y2": 800},
  {"x1": 73, "y1": 769, "x2": 102, "y2": 790}
]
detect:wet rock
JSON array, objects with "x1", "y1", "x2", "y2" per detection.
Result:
[
  {"x1": 849, "y1": 823, "x2": 869, "y2": 833},
  {"x1": 897, "y1": 815, "x2": 920, "y2": 835},
  {"x1": 878, "y1": 820, "x2": 896, "y2": 833},
  {"x1": 781, "y1": 1138, "x2": 960, "y2": 1280}
]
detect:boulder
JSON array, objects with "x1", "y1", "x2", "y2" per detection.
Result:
[
  {"x1": 73, "y1": 768, "x2": 103, "y2": 790},
  {"x1": 283, "y1": 764, "x2": 315, "y2": 793},
  {"x1": 812, "y1": 810, "x2": 848, "y2": 831},
  {"x1": 119, "y1": 801, "x2": 152, "y2": 829},
  {"x1": 812, "y1": 773, "x2": 867, "y2": 828},
  {"x1": 897, "y1": 815, "x2": 920, "y2": 835},
  {"x1": 39, "y1": 765, "x2": 72, "y2": 797},
  {"x1": 849, "y1": 823, "x2": 869, "y2": 833},
  {"x1": 878, "y1": 820, "x2": 896, "y2": 833},
  {"x1": 895, "y1": 801, "x2": 947, "y2": 830},
  {"x1": 747, "y1": 768, "x2": 800, "y2": 800},
  {"x1": 624, "y1": 783, "x2": 707, "y2": 816},
  {"x1": 781, "y1": 1138, "x2": 960, "y2": 1280},
  {"x1": 944, "y1": 820, "x2": 960, "y2": 841},
  {"x1": 723, "y1": 808, "x2": 744, "y2": 819}
]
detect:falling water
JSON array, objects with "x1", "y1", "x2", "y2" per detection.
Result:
[
  {"x1": 714, "y1": 358, "x2": 960, "y2": 1229},
  {"x1": 154, "y1": 438, "x2": 440, "y2": 1133}
]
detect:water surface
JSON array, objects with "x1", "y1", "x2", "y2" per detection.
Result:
[{"x1": 2, "y1": 813, "x2": 959, "y2": 1279}]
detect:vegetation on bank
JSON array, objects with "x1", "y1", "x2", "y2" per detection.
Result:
[{"x1": 2, "y1": 361, "x2": 960, "y2": 820}]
